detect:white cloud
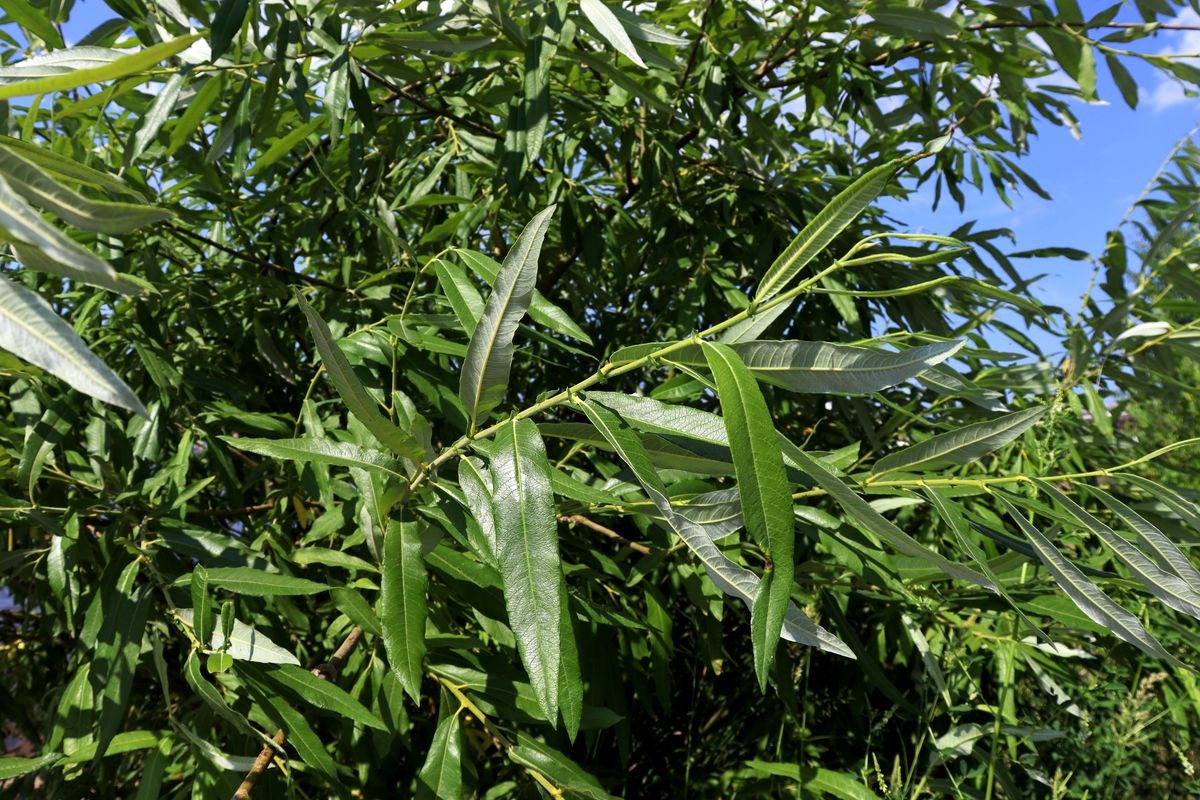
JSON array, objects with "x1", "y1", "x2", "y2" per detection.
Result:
[{"x1": 1144, "y1": 8, "x2": 1200, "y2": 111}]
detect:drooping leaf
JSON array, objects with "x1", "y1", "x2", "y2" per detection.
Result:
[
  {"x1": 579, "y1": 0, "x2": 646, "y2": 67},
  {"x1": 220, "y1": 436, "x2": 406, "y2": 479},
  {"x1": 755, "y1": 162, "x2": 898, "y2": 303},
  {"x1": 1036, "y1": 479, "x2": 1200, "y2": 620},
  {"x1": 89, "y1": 581, "x2": 151, "y2": 761},
  {"x1": 578, "y1": 396, "x2": 853, "y2": 658},
  {"x1": 256, "y1": 664, "x2": 388, "y2": 731},
  {"x1": 176, "y1": 609, "x2": 299, "y2": 665},
  {"x1": 1089, "y1": 487, "x2": 1200, "y2": 589},
  {"x1": 871, "y1": 406, "x2": 1048, "y2": 476},
  {"x1": 701, "y1": 341, "x2": 794, "y2": 690},
  {"x1": 199, "y1": 567, "x2": 329, "y2": 596},
  {"x1": 659, "y1": 338, "x2": 965, "y2": 394},
  {"x1": 997, "y1": 493, "x2": 1182, "y2": 667},
  {"x1": 460, "y1": 206, "x2": 556, "y2": 432},
  {"x1": 296, "y1": 290, "x2": 425, "y2": 460},
  {"x1": 0, "y1": 147, "x2": 173, "y2": 233},
  {"x1": 416, "y1": 705, "x2": 463, "y2": 800},
  {"x1": 380, "y1": 517, "x2": 428, "y2": 701},
  {"x1": 455, "y1": 247, "x2": 591, "y2": 343},
  {"x1": 0, "y1": 35, "x2": 201, "y2": 101},
  {"x1": 128, "y1": 72, "x2": 189, "y2": 164},
  {"x1": 490, "y1": 418, "x2": 569, "y2": 722},
  {"x1": 0, "y1": 278, "x2": 146, "y2": 413}
]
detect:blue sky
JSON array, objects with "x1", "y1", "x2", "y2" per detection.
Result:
[
  {"x1": 51, "y1": 2, "x2": 1200, "y2": 356},
  {"x1": 882, "y1": 11, "x2": 1200, "y2": 354}
]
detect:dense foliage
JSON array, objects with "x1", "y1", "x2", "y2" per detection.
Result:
[{"x1": 3, "y1": 0, "x2": 1200, "y2": 797}]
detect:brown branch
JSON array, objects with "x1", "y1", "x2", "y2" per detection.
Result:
[
  {"x1": 966, "y1": 20, "x2": 1200, "y2": 32},
  {"x1": 560, "y1": 514, "x2": 652, "y2": 555},
  {"x1": 164, "y1": 224, "x2": 350, "y2": 294},
  {"x1": 231, "y1": 626, "x2": 364, "y2": 800}
]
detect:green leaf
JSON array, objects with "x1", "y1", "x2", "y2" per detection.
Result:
[
  {"x1": 1106, "y1": 53, "x2": 1138, "y2": 109},
  {"x1": 0, "y1": 277, "x2": 148, "y2": 417},
  {"x1": 128, "y1": 71, "x2": 188, "y2": 164},
  {"x1": 755, "y1": 162, "x2": 897, "y2": 303},
  {"x1": 745, "y1": 760, "x2": 881, "y2": 800},
  {"x1": 210, "y1": 0, "x2": 250, "y2": 61},
  {"x1": 1121, "y1": 475, "x2": 1200, "y2": 535},
  {"x1": 0, "y1": 752, "x2": 62, "y2": 781},
  {"x1": 259, "y1": 664, "x2": 388, "y2": 731},
  {"x1": 1089, "y1": 487, "x2": 1200, "y2": 590},
  {"x1": 871, "y1": 406, "x2": 1048, "y2": 476},
  {"x1": 1036, "y1": 480, "x2": 1200, "y2": 620},
  {"x1": 701, "y1": 341, "x2": 794, "y2": 690},
  {"x1": 295, "y1": 291, "x2": 424, "y2": 460},
  {"x1": 89, "y1": 583, "x2": 151, "y2": 761},
  {"x1": 241, "y1": 678, "x2": 337, "y2": 780},
  {"x1": 380, "y1": 517, "x2": 428, "y2": 702},
  {"x1": 580, "y1": 0, "x2": 646, "y2": 68},
  {"x1": 779, "y1": 442, "x2": 995, "y2": 590},
  {"x1": 491, "y1": 418, "x2": 568, "y2": 722},
  {"x1": 455, "y1": 247, "x2": 592, "y2": 343},
  {"x1": 1, "y1": 0, "x2": 63, "y2": 47},
  {"x1": 459, "y1": 455, "x2": 498, "y2": 558},
  {"x1": 664, "y1": 338, "x2": 965, "y2": 394},
  {"x1": 460, "y1": 207, "x2": 556, "y2": 432},
  {"x1": 718, "y1": 299, "x2": 794, "y2": 344},
  {"x1": 997, "y1": 493, "x2": 1182, "y2": 668},
  {"x1": 329, "y1": 587, "x2": 383, "y2": 636},
  {"x1": 190, "y1": 566, "x2": 213, "y2": 647},
  {"x1": 0, "y1": 136, "x2": 136, "y2": 197},
  {"x1": 433, "y1": 257, "x2": 483, "y2": 334},
  {"x1": 220, "y1": 436, "x2": 405, "y2": 479},
  {"x1": 508, "y1": 731, "x2": 617, "y2": 799},
  {"x1": 416, "y1": 705, "x2": 463, "y2": 800},
  {"x1": 578, "y1": 396, "x2": 852, "y2": 658},
  {"x1": 56, "y1": 730, "x2": 160, "y2": 765},
  {"x1": 183, "y1": 651, "x2": 258, "y2": 736},
  {"x1": 176, "y1": 609, "x2": 300, "y2": 665},
  {"x1": 201, "y1": 567, "x2": 329, "y2": 596},
  {"x1": 0, "y1": 35, "x2": 201, "y2": 101}
]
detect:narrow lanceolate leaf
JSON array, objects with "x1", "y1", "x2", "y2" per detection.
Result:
[
  {"x1": 924, "y1": 487, "x2": 1050, "y2": 641},
  {"x1": 491, "y1": 418, "x2": 567, "y2": 722},
  {"x1": 580, "y1": 0, "x2": 646, "y2": 67},
  {"x1": 718, "y1": 299, "x2": 794, "y2": 344},
  {"x1": 202, "y1": 567, "x2": 329, "y2": 596},
  {"x1": 458, "y1": 456, "x2": 498, "y2": 558},
  {"x1": 781, "y1": 442, "x2": 995, "y2": 590},
  {"x1": 460, "y1": 206, "x2": 556, "y2": 432},
  {"x1": 210, "y1": 0, "x2": 251, "y2": 60},
  {"x1": 997, "y1": 494, "x2": 1183, "y2": 667},
  {"x1": 416, "y1": 707, "x2": 463, "y2": 800},
  {"x1": 1121, "y1": 475, "x2": 1200, "y2": 534},
  {"x1": 220, "y1": 436, "x2": 406, "y2": 479},
  {"x1": 455, "y1": 247, "x2": 592, "y2": 344},
  {"x1": 176, "y1": 609, "x2": 299, "y2": 665},
  {"x1": 0, "y1": 35, "x2": 201, "y2": 101},
  {"x1": 0, "y1": 752, "x2": 62, "y2": 780},
  {"x1": 755, "y1": 161, "x2": 897, "y2": 303},
  {"x1": 190, "y1": 566, "x2": 213, "y2": 647},
  {"x1": 295, "y1": 291, "x2": 424, "y2": 460},
  {"x1": 0, "y1": 275, "x2": 147, "y2": 416},
  {"x1": 0, "y1": 147, "x2": 173, "y2": 233},
  {"x1": 241, "y1": 679, "x2": 336, "y2": 780},
  {"x1": 182, "y1": 652, "x2": 258, "y2": 737},
  {"x1": 90, "y1": 585, "x2": 151, "y2": 761},
  {"x1": 872, "y1": 406, "x2": 1048, "y2": 476},
  {"x1": 578, "y1": 397, "x2": 853, "y2": 659},
  {"x1": 260, "y1": 664, "x2": 388, "y2": 731},
  {"x1": 380, "y1": 518, "x2": 428, "y2": 702},
  {"x1": 128, "y1": 72, "x2": 189, "y2": 164},
  {"x1": 1036, "y1": 480, "x2": 1200, "y2": 620},
  {"x1": 433, "y1": 257, "x2": 483, "y2": 334},
  {"x1": 1089, "y1": 487, "x2": 1200, "y2": 590},
  {"x1": 702, "y1": 341, "x2": 794, "y2": 690},
  {"x1": 665, "y1": 338, "x2": 965, "y2": 394}
]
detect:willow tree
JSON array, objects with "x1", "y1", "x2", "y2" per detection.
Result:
[{"x1": 3, "y1": 1, "x2": 1200, "y2": 797}]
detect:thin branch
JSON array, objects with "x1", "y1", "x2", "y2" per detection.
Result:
[
  {"x1": 165, "y1": 224, "x2": 350, "y2": 294},
  {"x1": 560, "y1": 514, "x2": 652, "y2": 555},
  {"x1": 231, "y1": 626, "x2": 364, "y2": 800}
]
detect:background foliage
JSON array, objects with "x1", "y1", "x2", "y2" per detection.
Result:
[{"x1": 3, "y1": 0, "x2": 1200, "y2": 797}]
